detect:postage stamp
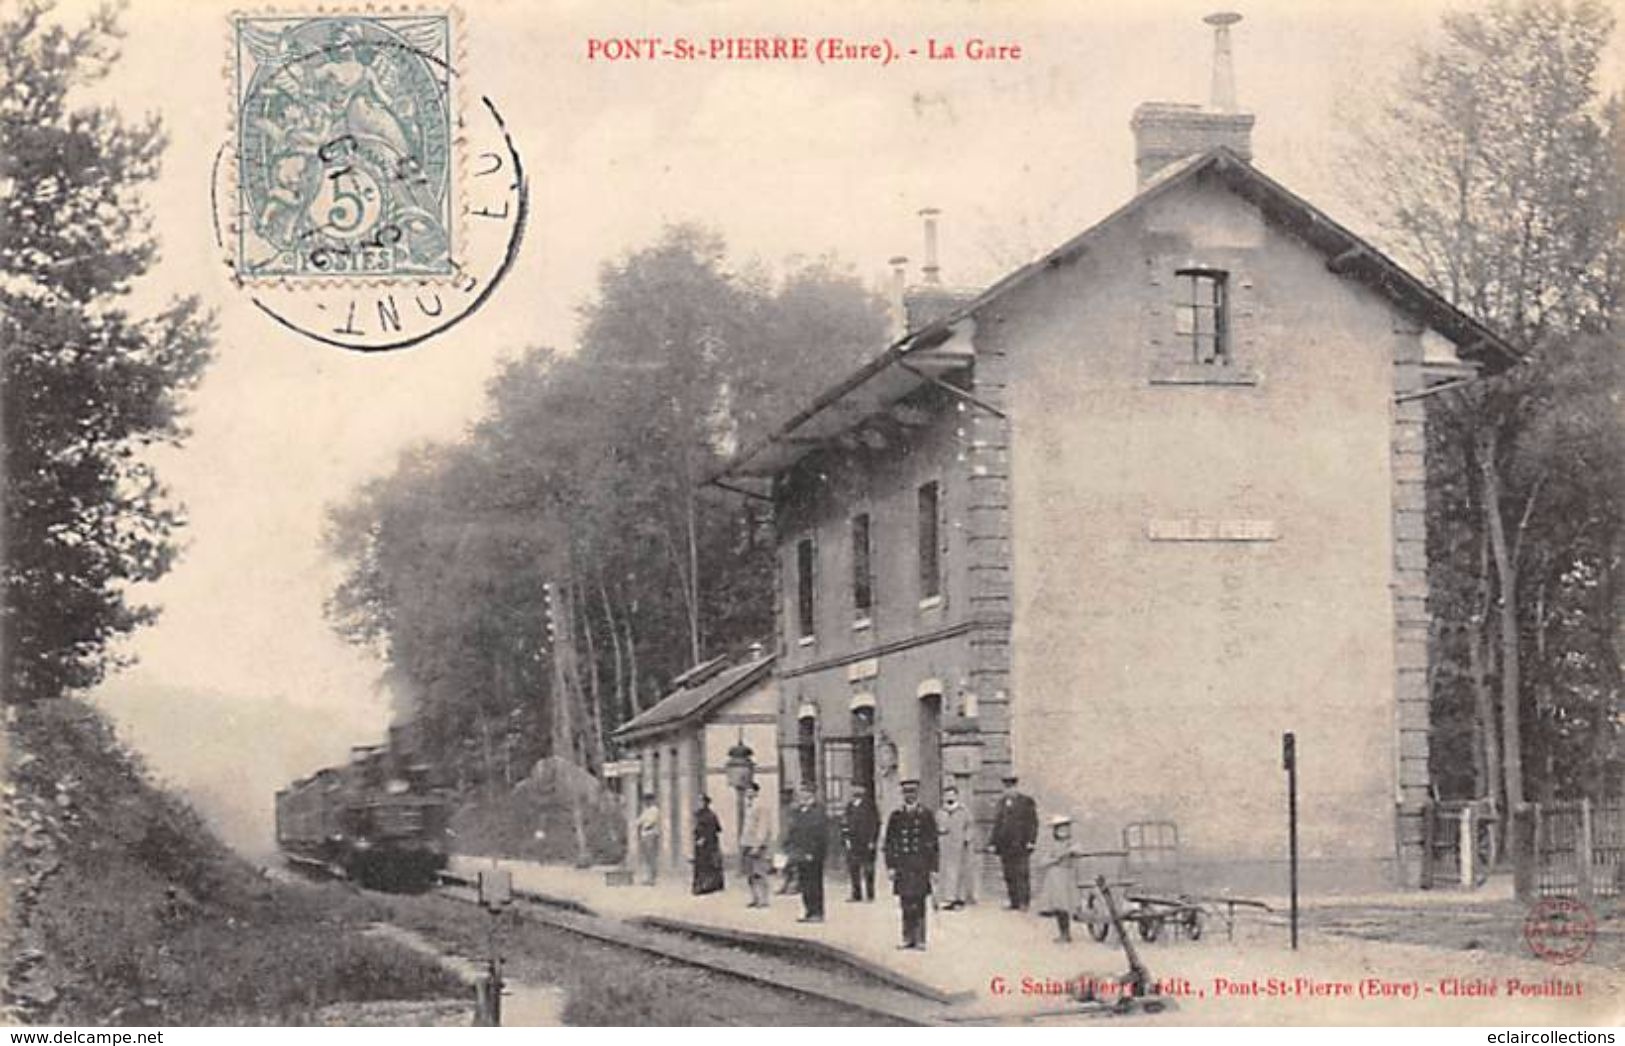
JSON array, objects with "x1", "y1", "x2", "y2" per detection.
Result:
[
  {"x1": 216, "y1": 9, "x2": 526, "y2": 352},
  {"x1": 233, "y1": 13, "x2": 456, "y2": 280}
]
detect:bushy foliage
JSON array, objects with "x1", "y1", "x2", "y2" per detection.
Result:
[{"x1": 0, "y1": 1, "x2": 214, "y2": 704}]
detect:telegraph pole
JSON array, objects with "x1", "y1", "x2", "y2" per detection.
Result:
[{"x1": 1283, "y1": 730, "x2": 1299, "y2": 950}]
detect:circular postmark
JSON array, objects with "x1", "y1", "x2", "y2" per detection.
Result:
[
  {"x1": 214, "y1": 13, "x2": 525, "y2": 352},
  {"x1": 1523, "y1": 896, "x2": 1596, "y2": 965}
]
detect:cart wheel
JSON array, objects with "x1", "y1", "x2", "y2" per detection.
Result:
[
  {"x1": 1185, "y1": 909, "x2": 1204, "y2": 941},
  {"x1": 1085, "y1": 895, "x2": 1111, "y2": 942},
  {"x1": 1139, "y1": 916, "x2": 1162, "y2": 943}
]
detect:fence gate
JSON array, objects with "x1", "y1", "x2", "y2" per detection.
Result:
[
  {"x1": 1514, "y1": 799, "x2": 1625, "y2": 905},
  {"x1": 1421, "y1": 800, "x2": 1495, "y2": 889}
]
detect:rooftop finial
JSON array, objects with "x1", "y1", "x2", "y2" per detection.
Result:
[{"x1": 1204, "y1": 11, "x2": 1242, "y2": 113}]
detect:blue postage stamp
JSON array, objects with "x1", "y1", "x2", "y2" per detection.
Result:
[{"x1": 234, "y1": 13, "x2": 454, "y2": 279}]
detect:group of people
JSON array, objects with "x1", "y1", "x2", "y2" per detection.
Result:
[{"x1": 635, "y1": 771, "x2": 1078, "y2": 950}]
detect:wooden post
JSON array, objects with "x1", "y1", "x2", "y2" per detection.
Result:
[
  {"x1": 474, "y1": 967, "x2": 501, "y2": 1026},
  {"x1": 1578, "y1": 798, "x2": 1596, "y2": 904},
  {"x1": 1459, "y1": 805, "x2": 1475, "y2": 888},
  {"x1": 1421, "y1": 803, "x2": 1436, "y2": 890},
  {"x1": 677, "y1": 735, "x2": 698, "y2": 872},
  {"x1": 622, "y1": 763, "x2": 641, "y2": 879},
  {"x1": 1283, "y1": 731, "x2": 1298, "y2": 951},
  {"x1": 1512, "y1": 803, "x2": 1536, "y2": 903}
]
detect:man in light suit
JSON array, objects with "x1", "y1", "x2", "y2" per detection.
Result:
[{"x1": 739, "y1": 782, "x2": 774, "y2": 908}]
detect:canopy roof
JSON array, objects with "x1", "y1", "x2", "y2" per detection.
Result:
[{"x1": 612, "y1": 652, "x2": 775, "y2": 745}]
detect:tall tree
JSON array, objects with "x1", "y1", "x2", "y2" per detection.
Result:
[
  {"x1": 1350, "y1": 0, "x2": 1624, "y2": 810},
  {"x1": 0, "y1": 2, "x2": 214, "y2": 704},
  {"x1": 325, "y1": 227, "x2": 887, "y2": 785}
]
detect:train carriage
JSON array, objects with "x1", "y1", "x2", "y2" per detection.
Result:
[{"x1": 274, "y1": 738, "x2": 452, "y2": 891}]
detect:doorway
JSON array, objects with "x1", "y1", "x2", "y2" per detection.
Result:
[
  {"x1": 852, "y1": 706, "x2": 876, "y2": 798},
  {"x1": 918, "y1": 691, "x2": 943, "y2": 811}
]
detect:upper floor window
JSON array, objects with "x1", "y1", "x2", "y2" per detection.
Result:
[
  {"x1": 795, "y1": 537, "x2": 816, "y2": 639},
  {"x1": 793, "y1": 535, "x2": 819, "y2": 639},
  {"x1": 851, "y1": 513, "x2": 873, "y2": 618},
  {"x1": 1174, "y1": 269, "x2": 1228, "y2": 364},
  {"x1": 917, "y1": 481, "x2": 942, "y2": 601}
]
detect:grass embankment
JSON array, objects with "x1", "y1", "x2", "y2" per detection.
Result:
[{"x1": 3, "y1": 698, "x2": 465, "y2": 1025}]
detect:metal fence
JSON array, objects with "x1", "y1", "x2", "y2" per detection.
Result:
[
  {"x1": 1421, "y1": 799, "x2": 1495, "y2": 889},
  {"x1": 1513, "y1": 799, "x2": 1625, "y2": 904}
]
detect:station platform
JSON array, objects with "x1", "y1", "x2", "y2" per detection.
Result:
[{"x1": 445, "y1": 854, "x2": 1622, "y2": 1025}]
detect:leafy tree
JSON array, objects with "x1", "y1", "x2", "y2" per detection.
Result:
[
  {"x1": 0, "y1": 1, "x2": 214, "y2": 704},
  {"x1": 1351, "y1": 0, "x2": 1624, "y2": 809}
]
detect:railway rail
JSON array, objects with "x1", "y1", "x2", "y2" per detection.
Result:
[{"x1": 431, "y1": 870, "x2": 945, "y2": 1025}]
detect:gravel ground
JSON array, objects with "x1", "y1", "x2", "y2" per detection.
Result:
[{"x1": 1309, "y1": 896, "x2": 1624, "y2": 970}]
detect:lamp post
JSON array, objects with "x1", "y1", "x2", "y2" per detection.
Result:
[{"x1": 725, "y1": 736, "x2": 756, "y2": 870}]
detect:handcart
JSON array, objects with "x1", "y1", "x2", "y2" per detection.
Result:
[{"x1": 1075, "y1": 821, "x2": 1271, "y2": 942}]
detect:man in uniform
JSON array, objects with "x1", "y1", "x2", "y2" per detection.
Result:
[
  {"x1": 988, "y1": 772, "x2": 1037, "y2": 909},
  {"x1": 785, "y1": 782, "x2": 828, "y2": 922},
  {"x1": 841, "y1": 782, "x2": 880, "y2": 902},
  {"x1": 883, "y1": 779, "x2": 938, "y2": 949}
]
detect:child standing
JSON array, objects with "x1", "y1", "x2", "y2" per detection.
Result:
[{"x1": 1035, "y1": 815, "x2": 1082, "y2": 942}]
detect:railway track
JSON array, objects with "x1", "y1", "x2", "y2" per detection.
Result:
[{"x1": 430, "y1": 871, "x2": 948, "y2": 1025}]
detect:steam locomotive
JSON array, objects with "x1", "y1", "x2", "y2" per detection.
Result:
[{"x1": 274, "y1": 728, "x2": 453, "y2": 892}]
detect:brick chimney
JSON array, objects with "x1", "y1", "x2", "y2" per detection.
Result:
[{"x1": 1131, "y1": 12, "x2": 1254, "y2": 188}]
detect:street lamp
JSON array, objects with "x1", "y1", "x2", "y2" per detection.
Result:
[{"x1": 725, "y1": 735, "x2": 755, "y2": 869}]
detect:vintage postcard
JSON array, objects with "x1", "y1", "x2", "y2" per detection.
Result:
[{"x1": 3, "y1": 0, "x2": 1622, "y2": 1032}]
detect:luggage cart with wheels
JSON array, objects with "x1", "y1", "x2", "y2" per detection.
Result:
[{"x1": 1077, "y1": 821, "x2": 1271, "y2": 943}]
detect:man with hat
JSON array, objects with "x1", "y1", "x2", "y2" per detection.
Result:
[
  {"x1": 883, "y1": 779, "x2": 939, "y2": 949},
  {"x1": 841, "y1": 782, "x2": 880, "y2": 902},
  {"x1": 988, "y1": 772, "x2": 1038, "y2": 909},
  {"x1": 785, "y1": 782, "x2": 829, "y2": 922}
]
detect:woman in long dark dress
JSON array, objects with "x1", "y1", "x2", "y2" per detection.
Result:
[{"x1": 692, "y1": 795, "x2": 725, "y2": 895}]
